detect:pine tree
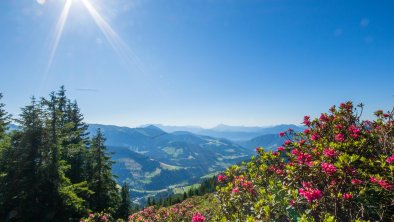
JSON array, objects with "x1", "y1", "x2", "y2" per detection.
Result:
[
  {"x1": 0, "y1": 93, "x2": 13, "y2": 220},
  {"x1": 117, "y1": 183, "x2": 131, "y2": 220},
  {"x1": 0, "y1": 93, "x2": 10, "y2": 138},
  {"x1": 88, "y1": 129, "x2": 120, "y2": 213},
  {"x1": 0, "y1": 97, "x2": 49, "y2": 221}
]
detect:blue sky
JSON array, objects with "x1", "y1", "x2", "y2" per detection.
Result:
[{"x1": 0, "y1": 0, "x2": 393, "y2": 128}]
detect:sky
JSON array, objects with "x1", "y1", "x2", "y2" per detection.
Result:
[{"x1": 0, "y1": 0, "x2": 393, "y2": 128}]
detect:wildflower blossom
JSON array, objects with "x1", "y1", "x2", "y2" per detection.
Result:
[
  {"x1": 335, "y1": 134, "x2": 345, "y2": 142},
  {"x1": 218, "y1": 174, "x2": 227, "y2": 183},
  {"x1": 191, "y1": 213, "x2": 205, "y2": 222},
  {"x1": 342, "y1": 193, "x2": 353, "y2": 200},
  {"x1": 321, "y1": 163, "x2": 337, "y2": 175},
  {"x1": 323, "y1": 148, "x2": 337, "y2": 158},
  {"x1": 386, "y1": 154, "x2": 394, "y2": 164}
]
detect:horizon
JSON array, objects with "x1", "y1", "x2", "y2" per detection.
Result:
[{"x1": 1, "y1": 0, "x2": 393, "y2": 128}]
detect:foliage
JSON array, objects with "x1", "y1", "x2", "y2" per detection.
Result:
[
  {"x1": 0, "y1": 87, "x2": 120, "y2": 221},
  {"x1": 128, "y1": 194, "x2": 214, "y2": 222},
  {"x1": 80, "y1": 212, "x2": 114, "y2": 222},
  {"x1": 117, "y1": 183, "x2": 132, "y2": 220},
  {"x1": 150, "y1": 176, "x2": 218, "y2": 208},
  {"x1": 88, "y1": 129, "x2": 121, "y2": 213},
  {"x1": 216, "y1": 102, "x2": 394, "y2": 221}
]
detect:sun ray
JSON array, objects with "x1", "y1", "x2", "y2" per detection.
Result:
[
  {"x1": 46, "y1": 0, "x2": 73, "y2": 73},
  {"x1": 80, "y1": 0, "x2": 144, "y2": 71},
  {"x1": 39, "y1": 0, "x2": 73, "y2": 95}
]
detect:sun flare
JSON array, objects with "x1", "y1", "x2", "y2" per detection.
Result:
[{"x1": 45, "y1": 0, "x2": 142, "y2": 75}]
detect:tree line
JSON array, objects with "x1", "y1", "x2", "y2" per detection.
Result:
[
  {"x1": 0, "y1": 87, "x2": 131, "y2": 221},
  {"x1": 147, "y1": 175, "x2": 218, "y2": 208}
]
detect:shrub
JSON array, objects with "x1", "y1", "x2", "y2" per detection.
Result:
[
  {"x1": 216, "y1": 102, "x2": 393, "y2": 221},
  {"x1": 80, "y1": 212, "x2": 114, "y2": 222},
  {"x1": 128, "y1": 194, "x2": 213, "y2": 222}
]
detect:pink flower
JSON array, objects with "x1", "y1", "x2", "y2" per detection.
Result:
[
  {"x1": 191, "y1": 213, "x2": 205, "y2": 222},
  {"x1": 277, "y1": 146, "x2": 285, "y2": 152},
  {"x1": 386, "y1": 154, "x2": 394, "y2": 164},
  {"x1": 297, "y1": 152, "x2": 313, "y2": 166},
  {"x1": 232, "y1": 187, "x2": 239, "y2": 194},
  {"x1": 335, "y1": 134, "x2": 345, "y2": 142},
  {"x1": 298, "y1": 182, "x2": 322, "y2": 203},
  {"x1": 321, "y1": 162, "x2": 337, "y2": 175},
  {"x1": 320, "y1": 114, "x2": 329, "y2": 122},
  {"x1": 303, "y1": 116, "x2": 311, "y2": 126},
  {"x1": 101, "y1": 215, "x2": 107, "y2": 221},
  {"x1": 303, "y1": 129, "x2": 310, "y2": 134},
  {"x1": 351, "y1": 179, "x2": 364, "y2": 185},
  {"x1": 342, "y1": 193, "x2": 353, "y2": 200},
  {"x1": 89, "y1": 214, "x2": 94, "y2": 218},
  {"x1": 279, "y1": 131, "x2": 285, "y2": 137},
  {"x1": 377, "y1": 180, "x2": 392, "y2": 190},
  {"x1": 299, "y1": 139, "x2": 306, "y2": 145},
  {"x1": 284, "y1": 140, "x2": 292, "y2": 146},
  {"x1": 370, "y1": 177, "x2": 378, "y2": 183},
  {"x1": 350, "y1": 133, "x2": 359, "y2": 139},
  {"x1": 275, "y1": 169, "x2": 284, "y2": 175},
  {"x1": 334, "y1": 124, "x2": 343, "y2": 130},
  {"x1": 291, "y1": 149, "x2": 299, "y2": 155},
  {"x1": 218, "y1": 174, "x2": 227, "y2": 183},
  {"x1": 348, "y1": 125, "x2": 360, "y2": 134},
  {"x1": 311, "y1": 134, "x2": 320, "y2": 141},
  {"x1": 302, "y1": 181, "x2": 312, "y2": 188},
  {"x1": 323, "y1": 148, "x2": 337, "y2": 158}
]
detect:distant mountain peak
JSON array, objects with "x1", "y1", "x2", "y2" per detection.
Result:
[{"x1": 142, "y1": 125, "x2": 163, "y2": 131}]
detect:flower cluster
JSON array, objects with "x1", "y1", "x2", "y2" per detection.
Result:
[
  {"x1": 232, "y1": 176, "x2": 256, "y2": 195},
  {"x1": 216, "y1": 102, "x2": 394, "y2": 221},
  {"x1": 321, "y1": 162, "x2": 337, "y2": 175},
  {"x1": 128, "y1": 195, "x2": 213, "y2": 222},
  {"x1": 191, "y1": 213, "x2": 205, "y2": 222},
  {"x1": 370, "y1": 177, "x2": 392, "y2": 190},
  {"x1": 323, "y1": 148, "x2": 337, "y2": 158},
  {"x1": 217, "y1": 174, "x2": 227, "y2": 183},
  {"x1": 80, "y1": 212, "x2": 112, "y2": 222},
  {"x1": 298, "y1": 181, "x2": 323, "y2": 203}
]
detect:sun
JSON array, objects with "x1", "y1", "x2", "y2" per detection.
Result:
[
  {"x1": 45, "y1": 0, "x2": 141, "y2": 75},
  {"x1": 36, "y1": 0, "x2": 46, "y2": 5}
]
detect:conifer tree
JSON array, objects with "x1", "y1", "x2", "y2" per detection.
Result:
[
  {"x1": 88, "y1": 129, "x2": 120, "y2": 213},
  {"x1": 117, "y1": 183, "x2": 131, "y2": 220},
  {"x1": 0, "y1": 97, "x2": 49, "y2": 221}
]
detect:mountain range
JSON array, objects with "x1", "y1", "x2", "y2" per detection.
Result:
[
  {"x1": 152, "y1": 124, "x2": 304, "y2": 141},
  {"x1": 86, "y1": 123, "x2": 303, "y2": 200},
  {"x1": 9, "y1": 122, "x2": 302, "y2": 200}
]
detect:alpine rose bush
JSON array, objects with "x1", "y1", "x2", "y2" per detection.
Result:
[
  {"x1": 128, "y1": 195, "x2": 214, "y2": 222},
  {"x1": 80, "y1": 212, "x2": 113, "y2": 222},
  {"x1": 216, "y1": 102, "x2": 394, "y2": 221}
]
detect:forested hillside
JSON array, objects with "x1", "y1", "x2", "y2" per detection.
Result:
[{"x1": 0, "y1": 88, "x2": 127, "y2": 221}]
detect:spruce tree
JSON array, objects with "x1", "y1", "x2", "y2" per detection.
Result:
[
  {"x1": 88, "y1": 129, "x2": 120, "y2": 213},
  {"x1": 0, "y1": 97, "x2": 49, "y2": 221},
  {"x1": 0, "y1": 93, "x2": 12, "y2": 220},
  {"x1": 117, "y1": 183, "x2": 131, "y2": 220}
]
